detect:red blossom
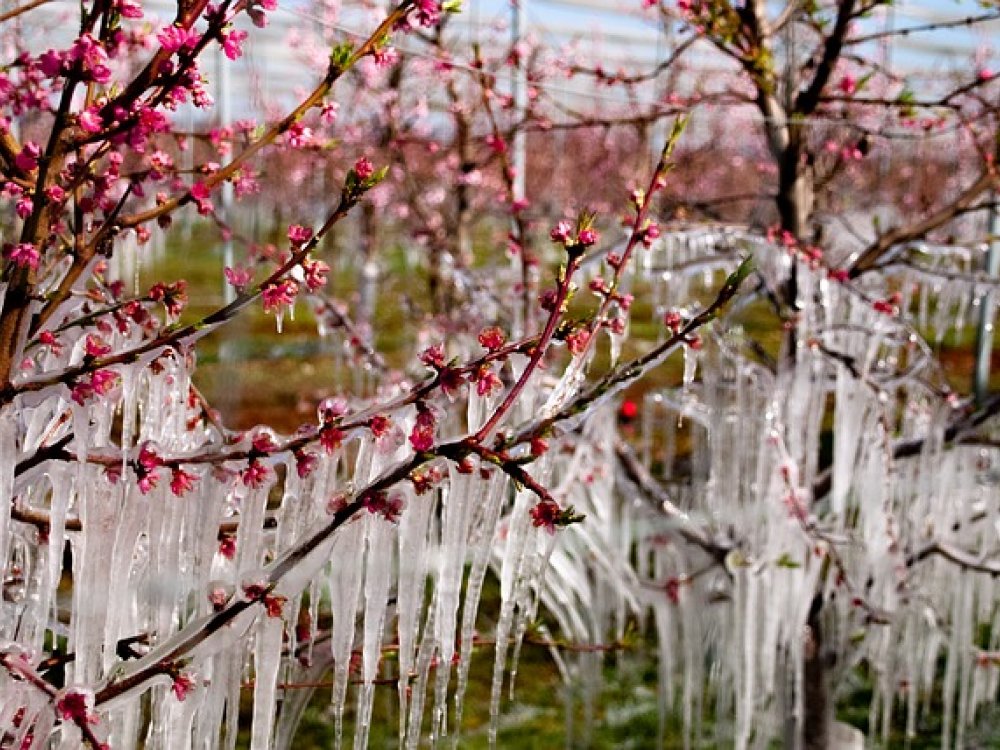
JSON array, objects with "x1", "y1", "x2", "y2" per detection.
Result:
[
  {"x1": 665, "y1": 577, "x2": 681, "y2": 605},
  {"x1": 620, "y1": 400, "x2": 638, "y2": 420},
  {"x1": 409, "y1": 408, "x2": 436, "y2": 452},
  {"x1": 478, "y1": 326, "x2": 506, "y2": 352},
  {"x1": 170, "y1": 468, "x2": 197, "y2": 497},
  {"x1": 529, "y1": 499, "x2": 561, "y2": 534},
  {"x1": 364, "y1": 490, "x2": 405, "y2": 522},
  {"x1": 485, "y1": 133, "x2": 507, "y2": 154},
  {"x1": 218, "y1": 536, "x2": 236, "y2": 560},
  {"x1": 419, "y1": 343, "x2": 446, "y2": 369},
  {"x1": 565, "y1": 328, "x2": 591, "y2": 355},
  {"x1": 319, "y1": 426, "x2": 345, "y2": 454},
  {"x1": 369, "y1": 414, "x2": 392, "y2": 438},
  {"x1": 473, "y1": 365, "x2": 503, "y2": 397},
  {"x1": 294, "y1": 450, "x2": 318, "y2": 478},
  {"x1": 171, "y1": 672, "x2": 197, "y2": 701},
  {"x1": 241, "y1": 459, "x2": 270, "y2": 488},
  {"x1": 84, "y1": 334, "x2": 111, "y2": 358},
  {"x1": 263, "y1": 593, "x2": 286, "y2": 618},
  {"x1": 55, "y1": 688, "x2": 97, "y2": 725},
  {"x1": 530, "y1": 437, "x2": 549, "y2": 457}
]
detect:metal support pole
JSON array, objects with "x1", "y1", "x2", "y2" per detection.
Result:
[
  {"x1": 974, "y1": 196, "x2": 1000, "y2": 402},
  {"x1": 509, "y1": 0, "x2": 528, "y2": 335},
  {"x1": 511, "y1": 0, "x2": 527, "y2": 208},
  {"x1": 218, "y1": 46, "x2": 235, "y2": 306}
]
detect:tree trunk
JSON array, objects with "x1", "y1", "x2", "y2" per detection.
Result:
[{"x1": 802, "y1": 595, "x2": 832, "y2": 750}]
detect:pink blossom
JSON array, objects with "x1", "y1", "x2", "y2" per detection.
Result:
[
  {"x1": 353, "y1": 157, "x2": 374, "y2": 180},
  {"x1": 262, "y1": 593, "x2": 286, "y2": 618},
  {"x1": 317, "y1": 396, "x2": 348, "y2": 422},
  {"x1": 157, "y1": 24, "x2": 198, "y2": 53},
  {"x1": 549, "y1": 221, "x2": 572, "y2": 244},
  {"x1": 474, "y1": 366, "x2": 503, "y2": 397},
  {"x1": 412, "y1": 0, "x2": 441, "y2": 27},
  {"x1": 373, "y1": 46, "x2": 399, "y2": 68},
  {"x1": 261, "y1": 279, "x2": 298, "y2": 314},
  {"x1": 84, "y1": 334, "x2": 111, "y2": 358},
  {"x1": 91, "y1": 369, "x2": 118, "y2": 397},
  {"x1": 221, "y1": 28, "x2": 248, "y2": 61},
  {"x1": 287, "y1": 224, "x2": 313, "y2": 245},
  {"x1": 148, "y1": 280, "x2": 188, "y2": 317},
  {"x1": 15, "y1": 196, "x2": 32, "y2": 219},
  {"x1": 301, "y1": 258, "x2": 329, "y2": 291},
  {"x1": 224, "y1": 265, "x2": 254, "y2": 289},
  {"x1": 77, "y1": 107, "x2": 103, "y2": 135},
  {"x1": 565, "y1": 328, "x2": 590, "y2": 355},
  {"x1": 116, "y1": 0, "x2": 143, "y2": 18},
  {"x1": 642, "y1": 221, "x2": 661, "y2": 246},
  {"x1": 190, "y1": 181, "x2": 213, "y2": 214},
  {"x1": 510, "y1": 197, "x2": 530, "y2": 214},
  {"x1": 137, "y1": 467, "x2": 160, "y2": 494},
  {"x1": 38, "y1": 49, "x2": 65, "y2": 78},
  {"x1": 530, "y1": 436, "x2": 549, "y2": 456},
  {"x1": 7, "y1": 243, "x2": 40, "y2": 270},
  {"x1": 663, "y1": 309, "x2": 682, "y2": 333},
  {"x1": 577, "y1": 228, "x2": 599, "y2": 247},
  {"x1": 39, "y1": 330, "x2": 61, "y2": 353},
  {"x1": 828, "y1": 268, "x2": 849, "y2": 283},
  {"x1": 285, "y1": 122, "x2": 312, "y2": 149},
  {"x1": 69, "y1": 34, "x2": 112, "y2": 84},
  {"x1": 320, "y1": 101, "x2": 339, "y2": 125},
  {"x1": 14, "y1": 142, "x2": 40, "y2": 172}
]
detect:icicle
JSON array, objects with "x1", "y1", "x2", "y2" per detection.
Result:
[
  {"x1": 250, "y1": 616, "x2": 284, "y2": 750},
  {"x1": 0, "y1": 409, "x2": 17, "y2": 611},
  {"x1": 405, "y1": 603, "x2": 438, "y2": 749},
  {"x1": 488, "y1": 486, "x2": 535, "y2": 745},
  {"x1": 327, "y1": 520, "x2": 366, "y2": 749},
  {"x1": 395, "y1": 486, "x2": 432, "y2": 745},
  {"x1": 451, "y1": 471, "x2": 507, "y2": 739},
  {"x1": 682, "y1": 344, "x2": 698, "y2": 389},
  {"x1": 353, "y1": 516, "x2": 393, "y2": 750}
]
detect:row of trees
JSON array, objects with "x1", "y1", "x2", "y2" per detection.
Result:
[{"x1": 0, "y1": 0, "x2": 997, "y2": 748}]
